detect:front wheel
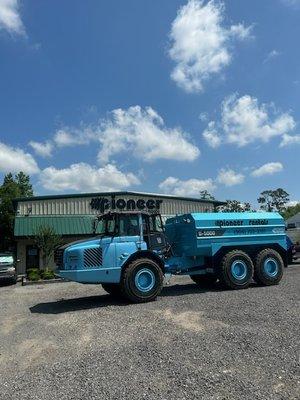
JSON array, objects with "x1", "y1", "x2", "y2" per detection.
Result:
[
  {"x1": 120, "y1": 258, "x2": 164, "y2": 303},
  {"x1": 253, "y1": 249, "x2": 283, "y2": 286},
  {"x1": 219, "y1": 250, "x2": 253, "y2": 290}
]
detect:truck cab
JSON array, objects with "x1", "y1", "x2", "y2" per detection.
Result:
[
  {"x1": 93, "y1": 211, "x2": 167, "y2": 252},
  {"x1": 56, "y1": 212, "x2": 168, "y2": 298},
  {"x1": 56, "y1": 211, "x2": 287, "y2": 303}
]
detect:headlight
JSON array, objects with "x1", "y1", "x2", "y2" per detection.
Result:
[{"x1": 7, "y1": 267, "x2": 15, "y2": 272}]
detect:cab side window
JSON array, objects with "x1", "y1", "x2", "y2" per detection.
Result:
[
  {"x1": 149, "y1": 215, "x2": 163, "y2": 232},
  {"x1": 119, "y1": 215, "x2": 140, "y2": 236}
]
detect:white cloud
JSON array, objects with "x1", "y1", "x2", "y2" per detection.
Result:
[
  {"x1": 222, "y1": 94, "x2": 296, "y2": 146},
  {"x1": 286, "y1": 200, "x2": 300, "y2": 207},
  {"x1": 168, "y1": 0, "x2": 252, "y2": 93},
  {"x1": 29, "y1": 140, "x2": 53, "y2": 158},
  {"x1": 251, "y1": 162, "x2": 283, "y2": 177},
  {"x1": 217, "y1": 168, "x2": 244, "y2": 186},
  {"x1": 229, "y1": 23, "x2": 253, "y2": 40},
  {"x1": 54, "y1": 106, "x2": 200, "y2": 164},
  {"x1": 53, "y1": 128, "x2": 94, "y2": 147},
  {"x1": 159, "y1": 176, "x2": 216, "y2": 197},
  {"x1": 199, "y1": 112, "x2": 208, "y2": 122},
  {"x1": 0, "y1": 142, "x2": 39, "y2": 174},
  {"x1": 39, "y1": 163, "x2": 140, "y2": 193},
  {"x1": 263, "y1": 49, "x2": 281, "y2": 64},
  {"x1": 0, "y1": 0, "x2": 25, "y2": 35},
  {"x1": 202, "y1": 121, "x2": 222, "y2": 148},
  {"x1": 96, "y1": 106, "x2": 200, "y2": 164},
  {"x1": 204, "y1": 94, "x2": 296, "y2": 148},
  {"x1": 280, "y1": 133, "x2": 300, "y2": 147}
]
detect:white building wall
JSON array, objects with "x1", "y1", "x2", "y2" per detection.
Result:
[{"x1": 17, "y1": 194, "x2": 214, "y2": 217}]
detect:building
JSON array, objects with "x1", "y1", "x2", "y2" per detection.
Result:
[
  {"x1": 13, "y1": 191, "x2": 224, "y2": 274},
  {"x1": 286, "y1": 212, "x2": 300, "y2": 229},
  {"x1": 286, "y1": 212, "x2": 300, "y2": 244}
]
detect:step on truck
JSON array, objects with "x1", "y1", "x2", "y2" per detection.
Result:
[{"x1": 55, "y1": 211, "x2": 287, "y2": 303}]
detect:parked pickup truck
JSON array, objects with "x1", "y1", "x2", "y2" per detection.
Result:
[
  {"x1": 55, "y1": 211, "x2": 287, "y2": 303},
  {"x1": 0, "y1": 253, "x2": 17, "y2": 285}
]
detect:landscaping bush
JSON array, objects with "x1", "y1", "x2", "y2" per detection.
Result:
[
  {"x1": 27, "y1": 268, "x2": 41, "y2": 281},
  {"x1": 40, "y1": 269, "x2": 55, "y2": 280},
  {"x1": 27, "y1": 268, "x2": 56, "y2": 281}
]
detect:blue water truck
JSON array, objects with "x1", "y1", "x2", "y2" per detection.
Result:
[{"x1": 56, "y1": 211, "x2": 287, "y2": 303}]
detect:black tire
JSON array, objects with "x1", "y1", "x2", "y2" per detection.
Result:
[
  {"x1": 253, "y1": 248, "x2": 283, "y2": 286},
  {"x1": 120, "y1": 258, "x2": 164, "y2": 303},
  {"x1": 190, "y1": 274, "x2": 217, "y2": 287},
  {"x1": 219, "y1": 250, "x2": 253, "y2": 290},
  {"x1": 102, "y1": 283, "x2": 122, "y2": 297}
]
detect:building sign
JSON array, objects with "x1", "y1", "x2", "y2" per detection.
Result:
[{"x1": 90, "y1": 195, "x2": 163, "y2": 213}]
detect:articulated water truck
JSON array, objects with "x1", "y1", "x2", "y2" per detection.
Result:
[{"x1": 55, "y1": 211, "x2": 287, "y2": 303}]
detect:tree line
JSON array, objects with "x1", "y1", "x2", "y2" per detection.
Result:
[{"x1": 201, "y1": 188, "x2": 298, "y2": 219}]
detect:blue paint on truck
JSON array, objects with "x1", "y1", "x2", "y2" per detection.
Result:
[{"x1": 56, "y1": 211, "x2": 287, "y2": 303}]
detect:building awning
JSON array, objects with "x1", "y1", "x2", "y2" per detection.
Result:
[{"x1": 14, "y1": 215, "x2": 95, "y2": 237}]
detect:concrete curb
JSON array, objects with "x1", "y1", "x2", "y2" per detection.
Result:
[{"x1": 21, "y1": 277, "x2": 65, "y2": 286}]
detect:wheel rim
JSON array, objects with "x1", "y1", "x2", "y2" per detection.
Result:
[
  {"x1": 263, "y1": 258, "x2": 279, "y2": 277},
  {"x1": 135, "y1": 268, "x2": 155, "y2": 292},
  {"x1": 231, "y1": 260, "x2": 247, "y2": 280}
]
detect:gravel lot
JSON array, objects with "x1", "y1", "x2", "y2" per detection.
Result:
[{"x1": 0, "y1": 264, "x2": 299, "y2": 400}]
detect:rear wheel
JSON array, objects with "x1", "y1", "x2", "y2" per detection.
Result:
[
  {"x1": 253, "y1": 248, "x2": 283, "y2": 286},
  {"x1": 219, "y1": 250, "x2": 253, "y2": 290},
  {"x1": 120, "y1": 258, "x2": 164, "y2": 303},
  {"x1": 190, "y1": 274, "x2": 217, "y2": 287},
  {"x1": 102, "y1": 283, "x2": 122, "y2": 297}
]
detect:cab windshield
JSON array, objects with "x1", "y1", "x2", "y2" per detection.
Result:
[
  {"x1": 96, "y1": 214, "x2": 116, "y2": 236},
  {"x1": 94, "y1": 213, "x2": 163, "y2": 237}
]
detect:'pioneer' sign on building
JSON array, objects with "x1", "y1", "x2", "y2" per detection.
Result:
[{"x1": 90, "y1": 195, "x2": 163, "y2": 213}]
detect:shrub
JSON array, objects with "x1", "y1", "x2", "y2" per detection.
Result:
[
  {"x1": 27, "y1": 268, "x2": 41, "y2": 281},
  {"x1": 27, "y1": 268, "x2": 56, "y2": 281},
  {"x1": 40, "y1": 269, "x2": 55, "y2": 280}
]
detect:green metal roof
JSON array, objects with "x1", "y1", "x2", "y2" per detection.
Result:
[
  {"x1": 13, "y1": 190, "x2": 225, "y2": 205},
  {"x1": 14, "y1": 215, "x2": 95, "y2": 237}
]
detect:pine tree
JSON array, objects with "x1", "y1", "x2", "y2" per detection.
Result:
[
  {"x1": 0, "y1": 172, "x2": 33, "y2": 250},
  {"x1": 15, "y1": 172, "x2": 33, "y2": 197}
]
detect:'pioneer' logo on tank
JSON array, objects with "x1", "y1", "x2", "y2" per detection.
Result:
[{"x1": 215, "y1": 219, "x2": 244, "y2": 227}]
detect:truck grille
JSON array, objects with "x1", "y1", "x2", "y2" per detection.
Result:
[
  {"x1": 54, "y1": 248, "x2": 64, "y2": 269},
  {"x1": 84, "y1": 248, "x2": 102, "y2": 268}
]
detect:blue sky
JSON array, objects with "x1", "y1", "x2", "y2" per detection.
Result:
[{"x1": 0, "y1": 0, "x2": 299, "y2": 207}]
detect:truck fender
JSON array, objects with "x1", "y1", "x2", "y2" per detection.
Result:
[{"x1": 121, "y1": 250, "x2": 165, "y2": 273}]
